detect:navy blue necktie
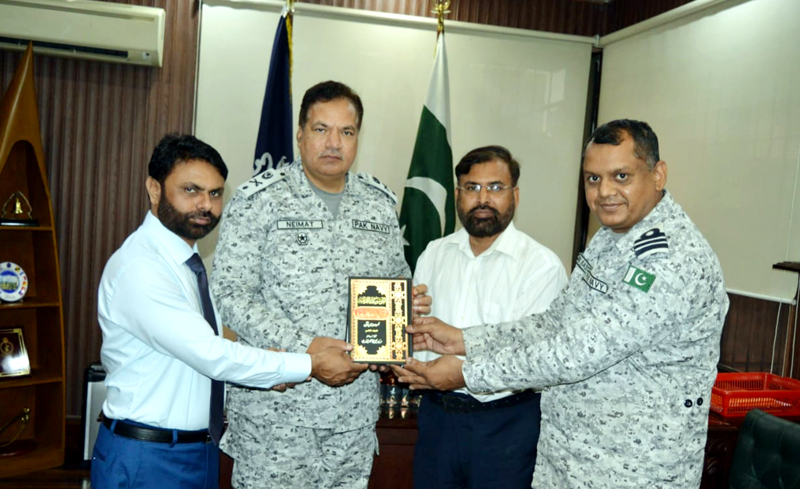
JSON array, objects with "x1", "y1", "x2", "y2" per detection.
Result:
[{"x1": 186, "y1": 253, "x2": 224, "y2": 444}]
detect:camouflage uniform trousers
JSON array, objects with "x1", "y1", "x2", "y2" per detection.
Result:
[{"x1": 222, "y1": 411, "x2": 377, "y2": 489}]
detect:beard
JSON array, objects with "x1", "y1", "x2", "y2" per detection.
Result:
[
  {"x1": 158, "y1": 192, "x2": 220, "y2": 241},
  {"x1": 458, "y1": 200, "x2": 515, "y2": 238}
]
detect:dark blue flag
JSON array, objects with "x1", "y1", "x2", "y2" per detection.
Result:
[{"x1": 253, "y1": 8, "x2": 293, "y2": 175}]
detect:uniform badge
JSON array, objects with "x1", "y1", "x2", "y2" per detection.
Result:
[
  {"x1": 623, "y1": 266, "x2": 656, "y2": 293},
  {"x1": 576, "y1": 254, "x2": 608, "y2": 294},
  {"x1": 352, "y1": 219, "x2": 390, "y2": 235},
  {"x1": 634, "y1": 227, "x2": 669, "y2": 258},
  {"x1": 296, "y1": 233, "x2": 309, "y2": 245}
]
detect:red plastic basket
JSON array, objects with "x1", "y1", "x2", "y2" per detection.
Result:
[{"x1": 710, "y1": 372, "x2": 800, "y2": 418}]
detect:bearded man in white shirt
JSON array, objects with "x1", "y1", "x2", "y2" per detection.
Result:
[{"x1": 411, "y1": 145, "x2": 568, "y2": 489}]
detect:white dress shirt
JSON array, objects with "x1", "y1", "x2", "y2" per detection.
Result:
[
  {"x1": 413, "y1": 222, "x2": 567, "y2": 402},
  {"x1": 98, "y1": 211, "x2": 310, "y2": 430}
]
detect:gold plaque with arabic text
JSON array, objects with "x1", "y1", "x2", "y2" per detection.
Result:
[{"x1": 347, "y1": 278, "x2": 412, "y2": 364}]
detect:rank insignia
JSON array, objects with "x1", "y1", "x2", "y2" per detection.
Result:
[
  {"x1": 296, "y1": 233, "x2": 309, "y2": 245},
  {"x1": 634, "y1": 227, "x2": 669, "y2": 258}
]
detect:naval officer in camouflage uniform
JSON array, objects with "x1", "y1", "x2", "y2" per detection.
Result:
[
  {"x1": 211, "y1": 81, "x2": 415, "y2": 488},
  {"x1": 394, "y1": 119, "x2": 729, "y2": 488}
]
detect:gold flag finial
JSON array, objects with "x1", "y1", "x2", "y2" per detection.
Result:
[
  {"x1": 432, "y1": 0, "x2": 451, "y2": 35},
  {"x1": 286, "y1": 0, "x2": 294, "y2": 14}
]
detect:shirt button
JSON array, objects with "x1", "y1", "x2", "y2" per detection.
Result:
[
  {"x1": 684, "y1": 399, "x2": 693, "y2": 408},
  {"x1": 697, "y1": 397, "x2": 703, "y2": 406}
]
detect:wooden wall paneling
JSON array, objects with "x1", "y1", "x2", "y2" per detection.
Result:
[
  {"x1": 300, "y1": 0, "x2": 607, "y2": 37},
  {"x1": 606, "y1": 0, "x2": 694, "y2": 33},
  {"x1": 719, "y1": 293, "x2": 790, "y2": 374},
  {"x1": 0, "y1": 0, "x2": 199, "y2": 417}
]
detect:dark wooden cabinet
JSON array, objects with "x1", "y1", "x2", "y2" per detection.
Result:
[
  {"x1": 369, "y1": 410, "x2": 418, "y2": 489},
  {"x1": 701, "y1": 414, "x2": 740, "y2": 489}
]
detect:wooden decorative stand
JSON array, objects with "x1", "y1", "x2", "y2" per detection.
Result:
[{"x1": 0, "y1": 44, "x2": 66, "y2": 478}]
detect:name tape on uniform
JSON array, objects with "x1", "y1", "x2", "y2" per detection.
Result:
[
  {"x1": 277, "y1": 220, "x2": 324, "y2": 230},
  {"x1": 576, "y1": 254, "x2": 608, "y2": 294}
]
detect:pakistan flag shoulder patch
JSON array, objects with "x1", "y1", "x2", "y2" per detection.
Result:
[{"x1": 623, "y1": 266, "x2": 656, "y2": 293}]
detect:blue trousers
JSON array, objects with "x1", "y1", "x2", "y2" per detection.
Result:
[
  {"x1": 413, "y1": 392, "x2": 541, "y2": 489},
  {"x1": 91, "y1": 421, "x2": 220, "y2": 489}
]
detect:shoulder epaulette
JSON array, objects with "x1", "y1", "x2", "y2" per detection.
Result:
[
  {"x1": 633, "y1": 226, "x2": 669, "y2": 258},
  {"x1": 355, "y1": 172, "x2": 397, "y2": 205},
  {"x1": 237, "y1": 168, "x2": 290, "y2": 197}
]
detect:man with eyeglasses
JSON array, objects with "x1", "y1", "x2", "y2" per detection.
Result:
[
  {"x1": 395, "y1": 120, "x2": 729, "y2": 488},
  {"x1": 411, "y1": 145, "x2": 567, "y2": 489}
]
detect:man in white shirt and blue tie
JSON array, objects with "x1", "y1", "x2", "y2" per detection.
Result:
[{"x1": 92, "y1": 134, "x2": 365, "y2": 489}]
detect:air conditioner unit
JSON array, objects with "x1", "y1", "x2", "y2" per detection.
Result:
[{"x1": 0, "y1": 0, "x2": 166, "y2": 67}]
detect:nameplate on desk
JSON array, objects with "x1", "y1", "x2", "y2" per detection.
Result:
[{"x1": 347, "y1": 277, "x2": 412, "y2": 364}]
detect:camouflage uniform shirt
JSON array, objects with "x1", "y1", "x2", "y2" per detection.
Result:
[
  {"x1": 211, "y1": 160, "x2": 410, "y2": 432},
  {"x1": 462, "y1": 190, "x2": 729, "y2": 488}
]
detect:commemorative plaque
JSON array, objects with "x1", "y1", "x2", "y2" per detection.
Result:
[
  {"x1": 347, "y1": 277, "x2": 412, "y2": 364},
  {"x1": 0, "y1": 328, "x2": 30, "y2": 378}
]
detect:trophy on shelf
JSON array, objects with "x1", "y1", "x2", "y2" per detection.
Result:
[{"x1": 0, "y1": 191, "x2": 38, "y2": 227}]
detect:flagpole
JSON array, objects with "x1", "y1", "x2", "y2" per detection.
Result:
[{"x1": 286, "y1": 0, "x2": 294, "y2": 90}]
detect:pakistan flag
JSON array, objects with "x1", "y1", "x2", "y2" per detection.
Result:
[{"x1": 399, "y1": 34, "x2": 455, "y2": 272}]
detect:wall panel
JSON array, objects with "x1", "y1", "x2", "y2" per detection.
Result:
[{"x1": 303, "y1": 0, "x2": 607, "y2": 36}]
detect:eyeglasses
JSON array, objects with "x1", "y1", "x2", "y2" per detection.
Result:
[{"x1": 457, "y1": 184, "x2": 515, "y2": 194}]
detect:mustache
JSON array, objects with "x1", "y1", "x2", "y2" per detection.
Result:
[
  {"x1": 319, "y1": 151, "x2": 342, "y2": 159},
  {"x1": 187, "y1": 210, "x2": 217, "y2": 221},
  {"x1": 468, "y1": 204, "x2": 499, "y2": 218}
]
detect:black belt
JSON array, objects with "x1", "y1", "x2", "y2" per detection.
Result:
[
  {"x1": 425, "y1": 390, "x2": 539, "y2": 414},
  {"x1": 103, "y1": 417, "x2": 211, "y2": 444}
]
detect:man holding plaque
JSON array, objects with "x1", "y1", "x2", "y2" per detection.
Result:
[
  {"x1": 93, "y1": 134, "x2": 363, "y2": 489},
  {"x1": 411, "y1": 146, "x2": 567, "y2": 489},
  {"x1": 212, "y1": 81, "x2": 425, "y2": 488},
  {"x1": 394, "y1": 120, "x2": 729, "y2": 488}
]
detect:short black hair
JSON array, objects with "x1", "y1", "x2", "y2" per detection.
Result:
[
  {"x1": 585, "y1": 119, "x2": 660, "y2": 169},
  {"x1": 298, "y1": 81, "x2": 364, "y2": 130},
  {"x1": 455, "y1": 145, "x2": 521, "y2": 186},
  {"x1": 148, "y1": 134, "x2": 228, "y2": 183}
]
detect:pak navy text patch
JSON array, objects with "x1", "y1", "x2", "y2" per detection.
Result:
[
  {"x1": 352, "y1": 219, "x2": 390, "y2": 234},
  {"x1": 576, "y1": 253, "x2": 608, "y2": 294}
]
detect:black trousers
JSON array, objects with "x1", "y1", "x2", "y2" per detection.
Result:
[{"x1": 413, "y1": 391, "x2": 541, "y2": 489}]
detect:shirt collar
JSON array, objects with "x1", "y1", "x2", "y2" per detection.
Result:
[
  {"x1": 454, "y1": 221, "x2": 519, "y2": 259},
  {"x1": 143, "y1": 210, "x2": 198, "y2": 265}
]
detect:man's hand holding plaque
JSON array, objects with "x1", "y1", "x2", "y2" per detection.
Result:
[{"x1": 307, "y1": 337, "x2": 368, "y2": 387}]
